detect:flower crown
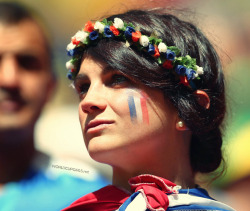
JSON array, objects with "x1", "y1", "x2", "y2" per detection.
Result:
[{"x1": 66, "y1": 18, "x2": 204, "y2": 89}]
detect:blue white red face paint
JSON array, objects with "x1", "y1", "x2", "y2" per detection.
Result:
[{"x1": 127, "y1": 90, "x2": 149, "y2": 124}]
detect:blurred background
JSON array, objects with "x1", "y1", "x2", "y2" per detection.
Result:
[{"x1": 2, "y1": 0, "x2": 249, "y2": 209}]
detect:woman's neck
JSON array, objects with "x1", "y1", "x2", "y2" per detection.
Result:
[{"x1": 112, "y1": 138, "x2": 195, "y2": 192}]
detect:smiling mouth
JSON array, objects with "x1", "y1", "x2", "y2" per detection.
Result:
[{"x1": 85, "y1": 120, "x2": 114, "y2": 134}]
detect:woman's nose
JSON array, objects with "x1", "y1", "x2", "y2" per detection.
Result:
[{"x1": 79, "y1": 86, "x2": 107, "y2": 114}]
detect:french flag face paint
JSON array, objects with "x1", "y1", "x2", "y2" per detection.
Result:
[{"x1": 127, "y1": 91, "x2": 149, "y2": 124}]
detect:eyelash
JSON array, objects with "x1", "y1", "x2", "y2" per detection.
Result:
[
  {"x1": 76, "y1": 83, "x2": 90, "y2": 97},
  {"x1": 75, "y1": 73, "x2": 130, "y2": 98},
  {"x1": 108, "y1": 74, "x2": 130, "y2": 86}
]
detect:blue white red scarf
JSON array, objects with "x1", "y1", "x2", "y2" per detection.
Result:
[{"x1": 61, "y1": 174, "x2": 234, "y2": 211}]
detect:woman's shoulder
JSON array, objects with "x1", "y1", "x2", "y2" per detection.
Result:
[
  {"x1": 118, "y1": 187, "x2": 235, "y2": 211},
  {"x1": 61, "y1": 185, "x2": 235, "y2": 211},
  {"x1": 166, "y1": 187, "x2": 234, "y2": 211}
]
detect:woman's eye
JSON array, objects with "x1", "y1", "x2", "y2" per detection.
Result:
[
  {"x1": 109, "y1": 74, "x2": 129, "y2": 86},
  {"x1": 75, "y1": 83, "x2": 90, "y2": 98}
]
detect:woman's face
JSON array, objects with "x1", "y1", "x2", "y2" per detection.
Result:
[{"x1": 76, "y1": 57, "x2": 179, "y2": 169}]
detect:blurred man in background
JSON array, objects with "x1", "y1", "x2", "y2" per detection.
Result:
[{"x1": 0, "y1": 2, "x2": 108, "y2": 210}]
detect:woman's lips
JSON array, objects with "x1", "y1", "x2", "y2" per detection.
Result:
[{"x1": 85, "y1": 120, "x2": 114, "y2": 134}]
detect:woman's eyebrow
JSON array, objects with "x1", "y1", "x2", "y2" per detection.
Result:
[
  {"x1": 74, "y1": 73, "x2": 88, "y2": 82},
  {"x1": 102, "y1": 66, "x2": 116, "y2": 75},
  {"x1": 74, "y1": 66, "x2": 117, "y2": 83}
]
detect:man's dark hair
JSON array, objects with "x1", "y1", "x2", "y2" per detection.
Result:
[
  {"x1": 0, "y1": 2, "x2": 33, "y2": 24},
  {"x1": 0, "y1": 2, "x2": 54, "y2": 74}
]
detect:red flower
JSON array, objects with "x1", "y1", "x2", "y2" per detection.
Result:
[
  {"x1": 154, "y1": 45, "x2": 160, "y2": 58},
  {"x1": 162, "y1": 60, "x2": 173, "y2": 69},
  {"x1": 110, "y1": 26, "x2": 120, "y2": 36},
  {"x1": 84, "y1": 21, "x2": 94, "y2": 32},
  {"x1": 132, "y1": 31, "x2": 141, "y2": 42},
  {"x1": 71, "y1": 37, "x2": 80, "y2": 45},
  {"x1": 179, "y1": 76, "x2": 189, "y2": 86}
]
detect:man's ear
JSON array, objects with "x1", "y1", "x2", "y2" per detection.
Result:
[{"x1": 193, "y1": 90, "x2": 210, "y2": 109}]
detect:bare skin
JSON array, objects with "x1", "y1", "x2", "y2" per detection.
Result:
[{"x1": 77, "y1": 57, "x2": 195, "y2": 192}]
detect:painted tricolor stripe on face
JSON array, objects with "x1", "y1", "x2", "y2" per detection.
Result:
[
  {"x1": 128, "y1": 95, "x2": 137, "y2": 123},
  {"x1": 140, "y1": 96, "x2": 149, "y2": 124},
  {"x1": 127, "y1": 92, "x2": 149, "y2": 124}
]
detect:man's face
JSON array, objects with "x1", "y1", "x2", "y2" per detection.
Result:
[{"x1": 0, "y1": 20, "x2": 55, "y2": 130}]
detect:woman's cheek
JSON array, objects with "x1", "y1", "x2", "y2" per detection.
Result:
[
  {"x1": 111, "y1": 91, "x2": 131, "y2": 117},
  {"x1": 124, "y1": 89, "x2": 150, "y2": 125}
]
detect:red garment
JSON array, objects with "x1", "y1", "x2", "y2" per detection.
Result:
[
  {"x1": 129, "y1": 174, "x2": 177, "y2": 210},
  {"x1": 61, "y1": 185, "x2": 129, "y2": 211},
  {"x1": 62, "y1": 175, "x2": 177, "y2": 211}
]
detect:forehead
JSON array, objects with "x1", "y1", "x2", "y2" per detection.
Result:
[
  {"x1": 77, "y1": 56, "x2": 112, "y2": 78},
  {"x1": 0, "y1": 19, "x2": 49, "y2": 59}
]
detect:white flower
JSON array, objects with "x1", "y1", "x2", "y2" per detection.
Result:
[
  {"x1": 139, "y1": 35, "x2": 149, "y2": 47},
  {"x1": 66, "y1": 61, "x2": 74, "y2": 70},
  {"x1": 113, "y1": 18, "x2": 124, "y2": 29},
  {"x1": 94, "y1": 21, "x2": 105, "y2": 33},
  {"x1": 125, "y1": 40, "x2": 130, "y2": 48},
  {"x1": 73, "y1": 30, "x2": 88, "y2": 43},
  {"x1": 158, "y1": 42, "x2": 167, "y2": 53},
  {"x1": 66, "y1": 42, "x2": 76, "y2": 51},
  {"x1": 196, "y1": 65, "x2": 204, "y2": 75},
  {"x1": 194, "y1": 72, "x2": 199, "y2": 78}
]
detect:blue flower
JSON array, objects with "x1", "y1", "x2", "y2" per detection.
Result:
[
  {"x1": 175, "y1": 65, "x2": 187, "y2": 75},
  {"x1": 186, "y1": 68, "x2": 196, "y2": 81},
  {"x1": 104, "y1": 26, "x2": 114, "y2": 38},
  {"x1": 124, "y1": 26, "x2": 135, "y2": 39},
  {"x1": 166, "y1": 49, "x2": 176, "y2": 61},
  {"x1": 189, "y1": 80, "x2": 197, "y2": 90},
  {"x1": 89, "y1": 31, "x2": 99, "y2": 41},
  {"x1": 67, "y1": 72, "x2": 73, "y2": 80},
  {"x1": 67, "y1": 49, "x2": 76, "y2": 56},
  {"x1": 67, "y1": 47, "x2": 81, "y2": 56},
  {"x1": 148, "y1": 44, "x2": 155, "y2": 55}
]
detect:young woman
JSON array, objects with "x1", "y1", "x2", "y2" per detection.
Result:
[{"x1": 62, "y1": 9, "x2": 234, "y2": 211}]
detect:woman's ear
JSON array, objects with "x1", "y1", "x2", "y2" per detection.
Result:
[
  {"x1": 176, "y1": 120, "x2": 189, "y2": 131},
  {"x1": 194, "y1": 90, "x2": 210, "y2": 109}
]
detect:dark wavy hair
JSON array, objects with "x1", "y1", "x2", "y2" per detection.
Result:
[{"x1": 81, "y1": 10, "x2": 226, "y2": 174}]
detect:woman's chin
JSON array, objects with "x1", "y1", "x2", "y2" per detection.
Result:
[{"x1": 87, "y1": 147, "x2": 115, "y2": 165}]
